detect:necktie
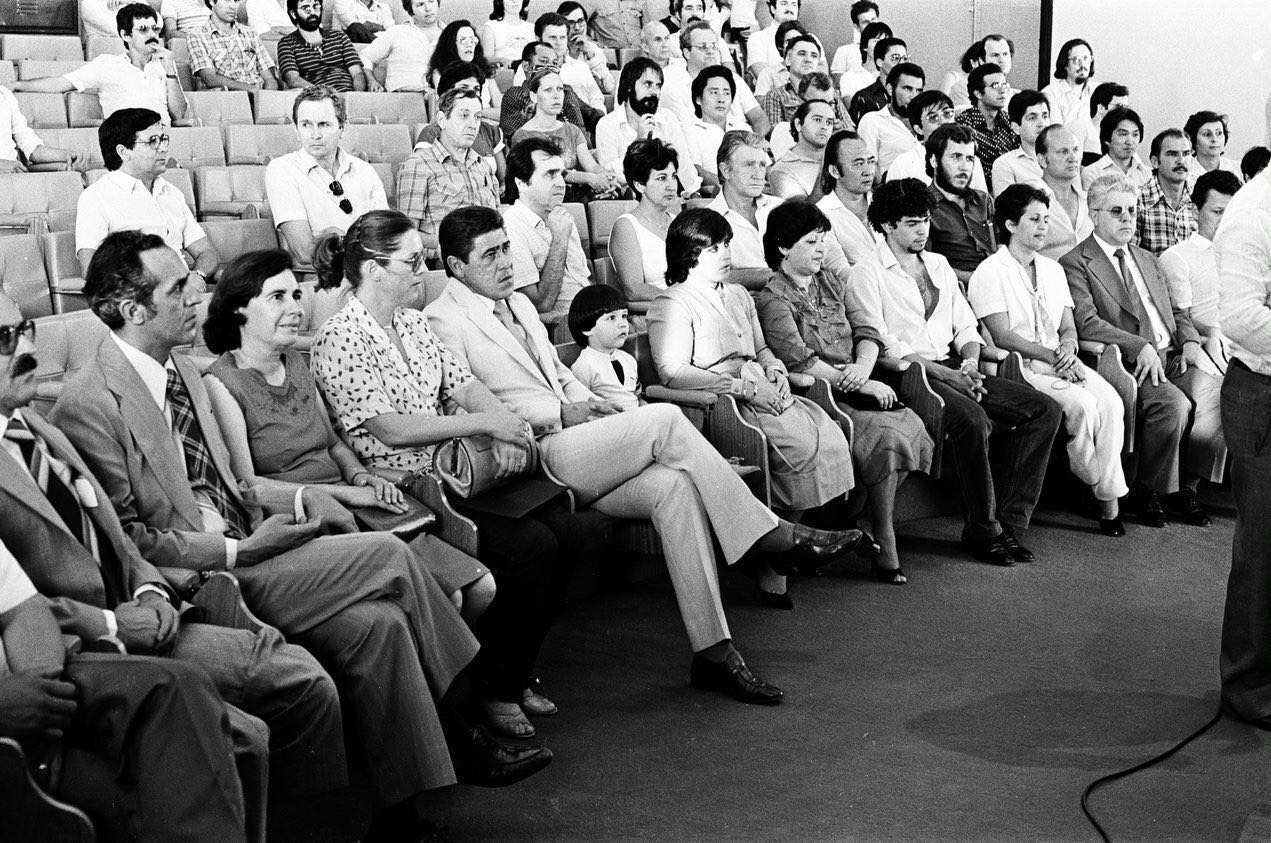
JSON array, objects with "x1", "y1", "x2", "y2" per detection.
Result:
[
  {"x1": 165, "y1": 370, "x2": 250, "y2": 540},
  {"x1": 1113, "y1": 248, "x2": 1157, "y2": 344},
  {"x1": 611, "y1": 359, "x2": 625, "y2": 384},
  {"x1": 494, "y1": 299, "x2": 532, "y2": 353}
]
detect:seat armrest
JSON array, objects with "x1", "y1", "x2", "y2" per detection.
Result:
[
  {"x1": 189, "y1": 572, "x2": 272, "y2": 634},
  {"x1": 159, "y1": 566, "x2": 202, "y2": 601},
  {"x1": 643, "y1": 385, "x2": 718, "y2": 408},
  {"x1": 873, "y1": 357, "x2": 911, "y2": 374},
  {"x1": 1078, "y1": 340, "x2": 1107, "y2": 355}
]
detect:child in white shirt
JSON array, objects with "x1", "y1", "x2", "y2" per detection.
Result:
[{"x1": 567, "y1": 284, "x2": 641, "y2": 410}]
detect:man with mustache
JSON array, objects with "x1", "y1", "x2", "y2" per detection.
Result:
[
  {"x1": 925, "y1": 123, "x2": 996, "y2": 284},
  {"x1": 276, "y1": 0, "x2": 374, "y2": 91},
  {"x1": 595, "y1": 56, "x2": 701, "y2": 197},
  {"x1": 12, "y1": 3, "x2": 187, "y2": 124},
  {"x1": 1136, "y1": 129, "x2": 1200, "y2": 255}
]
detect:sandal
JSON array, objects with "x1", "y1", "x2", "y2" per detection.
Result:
[
  {"x1": 871, "y1": 560, "x2": 907, "y2": 585},
  {"x1": 478, "y1": 699, "x2": 536, "y2": 739},
  {"x1": 520, "y1": 680, "x2": 559, "y2": 717}
]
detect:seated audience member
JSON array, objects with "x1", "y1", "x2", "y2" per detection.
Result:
[
  {"x1": 535, "y1": 12, "x2": 606, "y2": 111},
  {"x1": 759, "y1": 31, "x2": 823, "y2": 127},
  {"x1": 954, "y1": 62, "x2": 1016, "y2": 191},
  {"x1": 650, "y1": 207, "x2": 869, "y2": 608},
  {"x1": 277, "y1": 0, "x2": 374, "y2": 91},
  {"x1": 610, "y1": 138, "x2": 678, "y2": 304},
  {"x1": 706, "y1": 130, "x2": 784, "y2": 288},
  {"x1": 831, "y1": 0, "x2": 879, "y2": 75},
  {"x1": 1036, "y1": 124, "x2": 1092, "y2": 260},
  {"x1": 0, "y1": 292, "x2": 345, "y2": 826},
  {"x1": 1184, "y1": 110, "x2": 1241, "y2": 182},
  {"x1": 1078, "y1": 81, "x2": 1129, "y2": 164},
  {"x1": 0, "y1": 86, "x2": 84, "y2": 172},
  {"x1": 483, "y1": 0, "x2": 534, "y2": 65},
  {"x1": 661, "y1": 21, "x2": 768, "y2": 136},
  {"x1": 767, "y1": 99, "x2": 834, "y2": 200},
  {"x1": 0, "y1": 538, "x2": 250, "y2": 841},
  {"x1": 13, "y1": 3, "x2": 187, "y2": 124},
  {"x1": 817, "y1": 130, "x2": 878, "y2": 266},
  {"x1": 77, "y1": 108, "x2": 220, "y2": 286},
  {"x1": 426, "y1": 204, "x2": 866, "y2": 700},
  {"x1": 417, "y1": 62, "x2": 507, "y2": 179},
  {"x1": 265, "y1": 85, "x2": 389, "y2": 265},
  {"x1": 53, "y1": 231, "x2": 553, "y2": 830},
  {"x1": 1081, "y1": 105, "x2": 1151, "y2": 190},
  {"x1": 757, "y1": 199, "x2": 933, "y2": 582},
  {"x1": 925, "y1": 123, "x2": 995, "y2": 283},
  {"x1": 981, "y1": 35, "x2": 1017, "y2": 94},
  {"x1": 847, "y1": 178, "x2": 1062, "y2": 565},
  {"x1": 1240, "y1": 146, "x2": 1270, "y2": 182},
  {"x1": 848, "y1": 36, "x2": 906, "y2": 126},
  {"x1": 746, "y1": 0, "x2": 825, "y2": 95},
  {"x1": 332, "y1": 0, "x2": 395, "y2": 43},
  {"x1": 361, "y1": 0, "x2": 444, "y2": 91},
  {"x1": 595, "y1": 57, "x2": 701, "y2": 196},
  {"x1": 1060, "y1": 174, "x2": 1223, "y2": 526},
  {"x1": 427, "y1": 21, "x2": 502, "y2": 118},
  {"x1": 398, "y1": 87, "x2": 500, "y2": 257},
  {"x1": 247, "y1": 0, "x2": 295, "y2": 35},
  {"x1": 1136, "y1": 129, "x2": 1199, "y2": 255},
  {"x1": 161, "y1": 0, "x2": 210, "y2": 36},
  {"x1": 587, "y1": 0, "x2": 643, "y2": 48},
  {"x1": 1041, "y1": 37, "x2": 1094, "y2": 144},
  {"x1": 81, "y1": 0, "x2": 129, "y2": 37},
  {"x1": 567, "y1": 283, "x2": 641, "y2": 410},
  {"x1": 856, "y1": 61, "x2": 925, "y2": 177},
  {"x1": 991, "y1": 90, "x2": 1048, "y2": 195},
  {"x1": 940, "y1": 39, "x2": 981, "y2": 113},
  {"x1": 560, "y1": 2, "x2": 617, "y2": 97},
  {"x1": 683, "y1": 66, "x2": 737, "y2": 187},
  {"x1": 512, "y1": 68, "x2": 621, "y2": 202},
  {"x1": 1160, "y1": 170, "x2": 1242, "y2": 374},
  {"x1": 885, "y1": 89, "x2": 988, "y2": 193},
  {"x1": 504, "y1": 136, "x2": 590, "y2": 323},
  {"x1": 500, "y1": 40, "x2": 603, "y2": 141},
  {"x1": 768, "y1": 72, "x2": 851, "y2": 162},
  {"x1": 968, "y1": 184, "x2": 1128, "y2": 534},
  {"x1": 839, "y1": 20, "x2": 891, "y2": 103},
  {"x1": 189, "y1": 0, "x2": 282, "y2": 91}
]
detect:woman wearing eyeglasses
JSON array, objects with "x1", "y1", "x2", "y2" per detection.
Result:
[{"x1": 427, "y1": 19, "x2": 502, "y2": 123}]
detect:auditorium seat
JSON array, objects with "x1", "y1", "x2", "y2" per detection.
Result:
[
  {"x1": 340, "y1": 124, "x2": 413, "y2": 166},
  {"x1": 66, "y1": 91, "x2": 103, "y2": 128},
  {"x1": 34, "y1": 128, "x2": 105, "y2": 170},
  {"x1": 584, "y1": 198, "x2": 636, "y2": 259},
  {"x1": 85, "y1": 167, "x2": 197, "y2": 213},
  {"x1": 0, "y1": 736, "x2": 94, "y2": 842},
  {"x1": 344, "y1": 92, "x2": 430, "y2": 126},
  {"x1": 84, "y1": 35, "x2": 125, "y2": 60},
  {"x1": 17, "y1": 59, "x2": 85, "y2": 81},
  {"x1": 493, "y1": 67, "x2": 513, "y2": 92},
  {"x1": 166, "y1": 126, "x2": 228, "y2": 169},
  {"x1": 616, "y1": 47, "x2": 641, "y2": 68},
  {"x1": 225, "y1": 123, "x2": 300, "y2": 164},
  {"x1": 12, "y1": 92, "x2": 68, "y2": 129},
  {"x1": 249, "y1": 88, "x2": 299, "y2": 124},
  {"x1": 194, "y1": 165, "x2": 271, "y2": 220},
  {"x1": 0, "y1": 171, "x2": 83, "y2": 237},
  {"x1": 369, "y1": 162, "x2": 397, "y2": 208},
  {"x1": 562, "y1": 202, "x2": 589, "y2": 255},
  {"x1": 41, "y1": 230, "x2": 88, "y2": 314},
  {"x1": 199, "y1": 218, "x2": 280, "y2": 260},
  {"x1": 1, "y1": 34, "x2": 83, "y2": 61},
  {"x1": 0, "y1": 234, "x2": 53, "y2": 318},
  {"x1": 184, "y1": 90, "x2": 254, "y2": 127},
  {"x1": 169, "y1": 37, "x2": 192, "y2": 68},
  {"x1": 0, "y1": 61, "x2": 15, "y2": 84}
]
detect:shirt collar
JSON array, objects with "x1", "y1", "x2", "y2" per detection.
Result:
[
  {"x1": 1186, "y1": 232, "x2": 1213, "y2": 251},
  {"x1": 1092, "y1": 234, "x2": 1132, "y2": 263},
  {"x1": 296, "y1": 148, "x2": 352, "y2": 180},
  {"x1": 110, "y1": 332, "x2": 174, "y2": 411}
]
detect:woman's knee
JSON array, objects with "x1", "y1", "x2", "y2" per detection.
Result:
[{"x1": 464, "y1": 573, "x2": 497, "y2": 616}]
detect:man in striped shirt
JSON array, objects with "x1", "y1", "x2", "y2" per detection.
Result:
[{"x1": 277, "y1": 0, "x2": 372, "y2": 91}]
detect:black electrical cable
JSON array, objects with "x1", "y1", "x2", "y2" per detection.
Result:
[{"x1": 1080, "y1": 706, "x2": 1225, "y2": 842}]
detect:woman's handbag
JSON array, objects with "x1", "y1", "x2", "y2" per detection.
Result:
[{"x1": 432, "y1": 434, "x2": 539, "y2": 499}]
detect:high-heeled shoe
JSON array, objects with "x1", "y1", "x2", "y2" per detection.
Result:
[
  {"x1": 520, "y1": 679, "x2": 558, "y2": 716},
  {"x1": 754, "y1": 584, "x2": 794, "y2": 610},
  {"x1": 871, "y1": 560, "x2": 907, "y2": 585}
]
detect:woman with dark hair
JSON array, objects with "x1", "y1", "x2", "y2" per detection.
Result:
[
  {"x1": 1184, "y1": 110, "x2": 1241, "y2": 182},
  {"x1": 650, "y1": 207, "x2": 869, "y2": 607},
  {"x1": 481, "y1": 0, "x2": 533, "y2": 65},
  {"x1": 306, "y1": 210, "x2": 580, "y2": 738},
  {"x1": 510, "y1": 68, "x2": 621, "y2": 200},
  {"x1": 756, "y1": 198, "x2": 933, "y2": 582},
  {"x1": 967, "y1": 183, "x2": 1128, "y2": 535},
  {"x1": 609, "y1": 138, "x2": 679, "y2": 303},
  {"x1": 427, "y1": 19, "x2": 502, "y2": 120}
]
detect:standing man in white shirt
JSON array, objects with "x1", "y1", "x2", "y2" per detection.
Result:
[
  {"x1": 76, "y1": 108, "x2": 219, "y2": 286},
  {"x1": 14, "y1": 3, "x2": 187, "y2": 124},
  {"x1": 660, "y1": 20, "x2": 768, "y2": 136},
  {"x1": 595, "y1": 56, "x2": 701, "y2": 196},
  {"x1": 816, "y1": 129, "x2": 878, "y2": 267},
  {"x1": 856, "y1": 61, "x2": 924, "y2": 178},
  {"x1": 992, "y1": 90, "x2": 1048, "y2": 196}
]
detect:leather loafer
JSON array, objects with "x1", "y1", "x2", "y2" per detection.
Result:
[
  {"x1": 771, "y1": 526, "x2": 877, "y2": 574},
  {"x1": 1163, "y1": 489, "x2": 1211, "y2": 527},
  {"x1": 1099, "y1": 516, "x2": 1126, "y2": 537},
  {"x1": 999, "y1": 526, "x2": 1035, "y2": 563},
  {"x1": 454, "y1": 726, "x2": 553, "y2": 787},
  {"x1": 1134, "y1": 490, "x2": 1167, "y2": 527},
  {"x1": 690, "y1": 651, "x2": 783, "y2": 705},
  {"x1": 961, "y1": 531, "x2": 1015, "y2": 566}
]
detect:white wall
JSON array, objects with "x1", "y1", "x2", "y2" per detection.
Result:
[{"x1": 1051, "y1": 0, "x2": 1271, "y2": 160}]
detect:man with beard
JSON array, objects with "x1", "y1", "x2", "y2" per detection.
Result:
[
  {"x1": 768, "y1": 99, "x2": 833, "y2": 200},
  {"x1": 13, "y1": 3, "x2": 187, "y2": 123},
  {"x1": 847, "y1": 178, "x2": 1062, "y2": 566},
  {"x1": 925, "y1": 123, "x2": 996, "y2": 282},
  {"x1": 856, "y1": 61, "x2": 925, "y2": 179},
  {"x1": 277, "y1": 0, "x2": 372, "y2": 91},
  {"x1": 1136, "y1": 129, "x2": 1200, "y2": 255},
  {"x1": 955, "y1": 62, "x2": 1017, "y2": 192},
  {"x1": 886, "y1": 89, "x2": 989, "y2": 194},
  {"x1": 595, "y1": 56, "x2": 700, "y2": 196},
  {"x1": 848, "y1": 36, "x2": 907, "y2": 126},
  {"x1": 1042, "y1": 38, "x2": 1094, "y2": 140}
]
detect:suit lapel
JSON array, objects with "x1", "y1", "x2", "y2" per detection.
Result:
[
  {"x1": 0, "y1": 438, "x2": 72, "y2": 537},
  {"x1": 509, "y1": 293, "x2": 569, "y2": 400},
  {"x1": 452, "y1": 284, "x2": 551, "y2": 386},
  {"x1": 1129, "y1": 244, "x2": 1177, "y2": 335},
  {"x1": 1082, "y1": 238, "x2": 1138, "y2": 320}
]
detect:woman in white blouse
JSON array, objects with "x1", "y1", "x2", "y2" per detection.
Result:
[
  {"x1": 968, "y1": 184, "x2": 1129, "y2": 536},
  {"x1": 481, "y1": 0, "x2": 534, "y2": 66},
  {"x1": 610, "y1": 138, "x2": 679, "y2": 303}
]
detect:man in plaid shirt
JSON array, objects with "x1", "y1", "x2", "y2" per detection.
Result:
[
  {"x1": 188, "y1": 0, "x2": 281, "y2": 91},
  {"x1": 954, "y1": 62, "x2": 1017, "y2": 193},
  {"x1": 1136, "y1": 128, "x2": 1198, "y2": 254}
]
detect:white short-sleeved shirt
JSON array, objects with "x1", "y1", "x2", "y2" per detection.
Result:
[
  {"x1": 1213, "y1": 171, "x2": 1271, "y2": 374},
  {"x1": 332, "y1": 0, "x2": 395, "y2": 32},
  {"x1": 64, "y1": 54, "x2": 172, "y2": 123},
  {"x1": 684, "y1": 118, "x2": 724, "y2": 175},
  {"x1": 81, "y1": 0, "x2": 125, "y2": 38},
  {"x1": 358, "y1": 22, "x2": 436, "y2": 91},
  {"x1": 705, "y1": 192, "x2": 781, "y2": 270},
  {"x1": 560, "y1": 53, "x2": 605, "y2": 111},
  {"x1": 659, "y1": 61, "x2": 758, "y2": 130},
  {"x1": 265, "y1": 148, "x2": 388, "y2": 234},
  {"x1": 246, "y1": 0, "x2": 292, "y2": 34},
  {"x1": 992, "y1": 148, "x2": 1045, "y2": 196},
  {"x1": 160, "y1": 0, "x2": 210, "y2": 32},
  {"x1": 482, "y1": 18, "x2": 535, "y2": 65},
  {"x1": 830, "y1": 34, "x2": 862, "y2": 75},
  {"x1": 0, "y1": 538, "x2": 36, "y2": 616},
  {"x1": 0, "y1": 86, "x2": 43, "y2": 162},
  {"x1": 816, "y1": 190, "x2": 878, "y2": 268},
  {"x1": 856, "y1": 107, "x2": 919, "y2": 175},
  {"x1": 967, "y1": 245, "x2": 1072, "y2": 351},
  {"x1": 76, "y1": 170, "x2": 205, "y2": 255},
  {"x1": 504, "y1": 199, "x2": 589, "y2": 323},
  {"x1": 1160, "y1": 232, "x2": 1219, "y2": 332},
  {"x1": 839, "y1": 68, "x2": 876, "y2": 102},
  {"x1": 1081, "y1": 154, "x2": 1153, "y2": 192}
]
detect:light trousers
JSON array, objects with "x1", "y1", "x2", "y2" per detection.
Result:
[{"x1": 1024, "y1": 366, "x2": 1129, "y2": 502}]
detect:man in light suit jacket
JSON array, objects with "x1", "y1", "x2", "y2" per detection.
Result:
[
  {"x1": 0, "y1": 292, "x2": 334, "y2": 826},
  {"x1": 424, "y1": 205, "x2": 868, "y2": 706},
  {"x1": 47, "y1": 233, "x2": 551, "y2": 832},
  {"x1": 1060, "y1": 173, "x2": 1224, "y2": 528}
]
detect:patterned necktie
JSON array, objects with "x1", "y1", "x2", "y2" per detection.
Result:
[
  {"x1": 5, "y1": 416, "x2": 100, "y2": 561},
  {"x1": 165, "y1": 370, "x2": 250, "y2": 539},
  {"x1": 1113, "y1": 248, "x2": 1156, "y2": 344}
]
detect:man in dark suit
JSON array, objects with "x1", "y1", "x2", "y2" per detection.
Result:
[
  {"x1": 1060, "y1": 173, "x2": 1224, "y2": 527},
  {"x1": 0, "y1": 536, "x2": 248, "y2": 841},
  {"x1": 46, "y1": 233, "x2": 551, "y2": 834}
]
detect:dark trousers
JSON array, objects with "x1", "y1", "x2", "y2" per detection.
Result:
[
  {"x1": 1219, "y1": 361, "x2": 1271, "y2": 722},
  {"x1": 462, "y1": 500, "x2": 582, "y2": 702},
  {"x1": 929, "y1": 367, "x2": 1063, "y2": 536}
]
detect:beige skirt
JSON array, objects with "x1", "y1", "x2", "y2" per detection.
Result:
[{"x1": 740, "y1": 394, "x2": 854, "y2": 511}]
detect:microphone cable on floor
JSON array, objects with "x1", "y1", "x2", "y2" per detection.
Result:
[{"x1": 1080, "y1": 705, "x2": 1225, "y2": 842}]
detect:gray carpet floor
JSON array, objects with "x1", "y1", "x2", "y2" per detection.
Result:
[{"x1": 421, "y1": 498, "x2": 1271, "y2": 841}]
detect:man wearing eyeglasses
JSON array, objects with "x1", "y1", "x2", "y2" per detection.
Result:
[
  {"x1": 885, "y1": 89, "x2": 989, "y2": 194},
  {"x1": 265, "y1": 85, "x2": 388, "y2": 265},
  {"x1": 848, "y1": 36, "x2": 906, "y2": 126},
  {"x1": 954, "y1": 62, "x2": 1018, "y2": 192},
  {"x1": 76, "y1": 108, "x2": 220, "y2": 289},
  {"x1": 660, "y1": 21, "x2": 767, "y2": 136},
  {"x1": 13, "y1": 3, "x2": 187, "y2": 125},
  {"x1": 1061, "y1": 173, "x2": 1221, "y2": 529},
  {"x1": 544, "y1": 7, "x2": 611, "y2": 111}
]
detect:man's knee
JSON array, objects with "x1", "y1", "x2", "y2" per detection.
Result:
[{"x1": 1142, "y1": 381, "x2": 1191, "y2": 430}]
